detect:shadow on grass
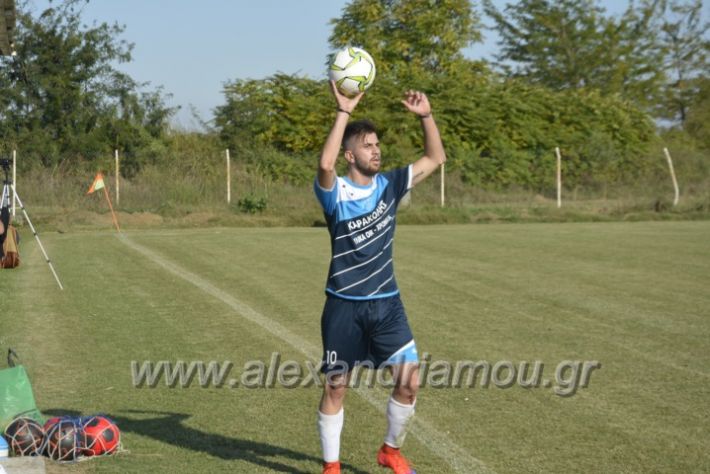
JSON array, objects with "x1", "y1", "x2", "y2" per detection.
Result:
[{"x1": 45, "y1": 408, "x2": 369, "y2": 474}]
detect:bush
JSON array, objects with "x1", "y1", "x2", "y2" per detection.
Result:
[{"x1": 236, "y1": 194, "x2": 268, "y2": 214}]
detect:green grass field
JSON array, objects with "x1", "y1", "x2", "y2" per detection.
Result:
[{"x1": 1, "y1": 222, "x2": 709, "y2": 473}]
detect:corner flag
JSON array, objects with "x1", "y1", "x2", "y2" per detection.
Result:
[
  {"x1": 86, "y1": 172, "x2": 120, "y2": 232},
  {"x1": 87, "y1": 173, "x2": 105, "y2": 194}
]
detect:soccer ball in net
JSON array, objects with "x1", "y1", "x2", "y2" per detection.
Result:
[
  {"x1": 43, "y1": 417, "x2": 61, "y2": 433},
  {"x1": 81, "y1": 415, "x2": 120, "y2": 456},
  {"x1": 328, "y1": 46, "x2": 376, "y2": 97},
  {"x1": 45, "y1": 418, "x2": 81, "y2": 462},
  {"x1": 3, "y1": 417, "x2": 44, "y2": 456}
]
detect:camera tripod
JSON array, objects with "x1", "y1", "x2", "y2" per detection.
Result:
[{"x1": 1, "y1": 164, "x2": 64, "y2": 289}]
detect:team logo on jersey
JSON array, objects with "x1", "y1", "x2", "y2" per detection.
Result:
[{"x1": 346, "y1": 200, "x2": 388, "y2": 232}]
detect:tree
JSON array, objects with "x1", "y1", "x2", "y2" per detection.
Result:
[
  {"x1": 483, "y1": 0, "x2": 667, "y2": 109},
  {"x1": 216, "y1": 74, "x2": 333, "y2": 155},
  {"x1": 214, "y1": 0, "x2": 657, "y2": 190},
  {"x1": 329, "y1": 0, "x2": 482, "y2": 77},
  {"x1": 483, "y1": 0, "x2": 604, "y2": 88},
  {"x1": 658, "y1": 0, "x2": 710, "y2": 125},
  {"x1": 0, "y1": 0, "x2": 17, "y2": 55},
  {"x1": 0, "y1": 0, "x2": 175, "y2": 173},
  {"x1": 683, "y1": 76, "x2": 710, "y2": 149}
]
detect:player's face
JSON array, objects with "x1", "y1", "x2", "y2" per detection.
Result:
[{"x1": 348, "y1": 132, "x2": 381, "y2": 177}]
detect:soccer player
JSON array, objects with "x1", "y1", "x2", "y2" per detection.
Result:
[{"x1": 313, "y1": 81, "x2": 446, "y2": 474}]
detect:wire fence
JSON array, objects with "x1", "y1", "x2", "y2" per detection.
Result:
[{"x1": 3, "y1": 144, "x2": 708, "y2": 228}]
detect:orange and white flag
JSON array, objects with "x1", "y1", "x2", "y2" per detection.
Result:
[{"x1": 87, "y1": 173, "x2": 105, "y2": 194}]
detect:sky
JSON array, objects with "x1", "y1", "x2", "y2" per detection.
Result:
[{"x1": 25, "y1": 1, "x2": 706, "y2": 130}]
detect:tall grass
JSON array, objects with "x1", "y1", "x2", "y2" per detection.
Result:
[{"x1": 6, "y1": 139, "x2": 709, "y2": 231}]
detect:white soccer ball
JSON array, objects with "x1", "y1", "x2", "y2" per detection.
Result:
[{"x1": 328, "y1": 46, "x2": 376, "y2": 97}]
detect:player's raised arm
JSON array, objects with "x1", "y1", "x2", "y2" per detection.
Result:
[
  {"x1": 401, "y1": 90, "x2": 446, "y2": 187},
  {"x1": 318, "y1": 81, "x2": 364, "y2": 190}
]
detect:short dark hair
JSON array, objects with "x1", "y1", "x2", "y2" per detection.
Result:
[{"x1": 343, "y1": 120, "x2": 377, "y2": 150}]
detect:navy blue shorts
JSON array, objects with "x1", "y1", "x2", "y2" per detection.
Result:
[{"x1": 320, "y1": 294, "x2": 418, "y2": 374}]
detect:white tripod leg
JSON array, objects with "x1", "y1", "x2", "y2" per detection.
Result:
[{"x1": 10, "y1": 184, "x2": 64, "y2": 290}]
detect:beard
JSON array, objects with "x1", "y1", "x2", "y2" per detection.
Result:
[{"x1": 354, "y1": 157, "x2": 380, "y2": 177}]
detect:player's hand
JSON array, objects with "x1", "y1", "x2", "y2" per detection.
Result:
[
  {"x1": 330, "y1": 80, "x2": 363, "y2": 114},
  {"x1": 401, "y1": 90, "x2": 432, "y2": 117}
]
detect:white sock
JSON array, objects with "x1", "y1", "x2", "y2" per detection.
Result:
[
  {"x1": 384, "y1": 397, "x2": 416, "y2": 448},
  {"x1": 318, "y1": 408, "x2": 344, "y2": 462}
]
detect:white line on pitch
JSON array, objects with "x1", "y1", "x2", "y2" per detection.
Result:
[{"x1": 117, "y1": 233, "x2": 494, "y2": 474}]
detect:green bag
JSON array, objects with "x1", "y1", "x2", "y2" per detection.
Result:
[{"x1": 0, "y1": 349, "x2": 43, "y2": 430}]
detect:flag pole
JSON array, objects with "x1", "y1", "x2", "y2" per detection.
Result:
[
  {"x1": 440, "y1": 162, "x2": 445, "y2": 207},
  {"x1": 555, "y1": 147, "x2": 562, "y2": 208},
  {"x1": 226, "y1": 149, "x2": 231, "y2": 204},
  {"x1": 103, "y1": 185, "x2": 120, "y2": 232},
  {"x1": 87, "y1": 172, "x2": 120, "y2": 231},
  {"x1": 115, "y1": 149, "x2": 120, "y2": 206},
  {"x1": 663, "y1": 147, "x2": 679, "y2": 206}
]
